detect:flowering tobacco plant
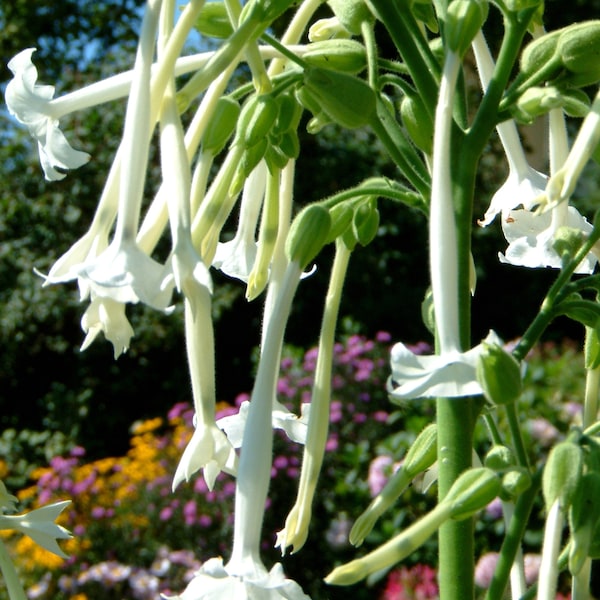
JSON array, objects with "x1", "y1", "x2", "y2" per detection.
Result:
[{"x1": 6, "y1": 0, "x2": 600, "y2": 599}]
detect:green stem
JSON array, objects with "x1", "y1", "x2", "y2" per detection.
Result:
[
  {"x1": 436, "y1": 397, "x2": 477, "y2": 600},
  {"x1": 485, "y1": 470, "x2": 541, "y2": 600},
  {"x1": 505, "y1": 402, "x2": 530, "y2": 470},
  {"x1": 0, "y1": 541, "x2": 27, "y2": 600}
]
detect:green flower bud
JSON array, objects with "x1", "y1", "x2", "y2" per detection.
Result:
[
  {"x1": 237, "y1": 94, "x2": 280, "y2": 148},
  {"x1": 543, "y1": 441, "x2": 583, "y2": 511},
  {"x1": 445, "y1": 467, "x2": 501, "y2": 521},
  {"x1": 306, "y1": 113, "x2": 333, "y2": 134},
  {"x1": 556, "y1": 297, "x2": 600, "y2": 329},
  {"x1": 569, "y1": 472, "x2": 600, "y2": 575},
  {"x1": 302, "y1": 67, "x2": 376, "y2": 129},
  {"x1": 553, "y1": 226, "x2": 585, "y2": 263},
  {"x1": 285, "y1": 205, "x2": 332, "y2": 269},
  {"x1": 275, "y1": 129, "x2": 300, "y2": 161},
  {"x1": 403, "y1": 424, "x2": 438, "y2": 478},
  {"x1": 557, "y1": 21, "x2": 600, "y2": 87},
  {"x1": 327, "y1": 0, "x2": 372, "y2": 35},
  {"x1": 484, "y1": 445, "x2": 515, "y2": 471},
  {"x1": 273, "y1": 92, "x2": 303, "y2": 135},
  {"x1": 412, "y1": 1, "x2": 439, "y2": 34},
  {"x1": 562, "y1": 88, "x2": 592, "y2": 118},
  {"x1": 303, "y1": 39, "x2": 367, "y2": 74},
  {"x1": 241, "y1": 0, "x2": 300, "y2": 24},
  {"x1": 445, "y1": 0, "x2": 489, "y2": 57},
  {"x1": 504, "y1": 0, "x2": 543, "y2": 10},
  {"x1": 500, "y1": 468, "x2": 532, "y2": 500},
  {"x1": 323, "y1": 202, "x2": 354, "y2": 245},
  {"x1": 520, "y1": 29, "x2": 561, "y2": 76},
  {"x1": 202, "y1": 97, "x2": 240, "y2": 155},
  {"x1": 195, "y1": 2, "x2": 234, "y2": 39},
  {"x1": 513, "y1": 86, "x2": 564, "y2": 123},
  {"x1": 264, "y1": 143, "x2": 290, "y2": 171},
  {"x1": 421, "y1": 287, "x2": 436, "y2": 336},
  {"x1": 352, "y1": 198, "x2": 379, "y2": 246},
  {"x1": 476, "y1": 342, "x2": 522, "y2": 406},
  {"x1": 401, "y1": 94, "x2": 433, "y2": 154}
]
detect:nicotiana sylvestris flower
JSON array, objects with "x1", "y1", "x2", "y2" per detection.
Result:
[
  {"x1": 167, "y1": 263, "x2": 311, "y2": 600},
  {"x1": 0, "y1": 500, "x2": 72, "y2": 558},
  {"x1": 388, "y1": 331, "x2": 502, "y2": 400},
  {"x1": 212, "y1": 161, "x2": 267, "y2": 283},
  {"x1": 5, "y1": 48, "x2": 90, "y2": 181},
  {"x1": 217, "y1": 399, "x2": 310, "y2": 447},
  {"x1": 471, "y1": 32, "x2": 548, "y2": 227},
  {"x1": 500, "y1": 110, "x2": 597, "y2": 274},
  {"x1": 161, "y1": 557, "x2": 310, "y2": 600},
  {"x1": 498, "y1": 205, "x2": 596, "y2": 274},
  {"x1": 80, "y1": 295, "x2": 135, "y2": 359}
]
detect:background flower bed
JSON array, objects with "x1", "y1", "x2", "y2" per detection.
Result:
[{"x1": 0, "y1": 333, "x2": 586, "y2": 600}]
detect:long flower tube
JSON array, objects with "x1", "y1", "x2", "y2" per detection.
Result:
[
  {"x1": 471, "y1": 31, "x2": 548, "y2": 226},
  {"x1": 388, "y1": 51, "x2": 493, "y2": 401},
  {"x1": 276, "y1": 238, "x2": 352, "y2": 554},
  {"x1": 166, "y1": 262, "x2": 310, "y2": 599}
]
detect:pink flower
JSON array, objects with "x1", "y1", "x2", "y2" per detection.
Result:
[{"x1": 475, "y1": 552, "x2": 499, "y2": 588}]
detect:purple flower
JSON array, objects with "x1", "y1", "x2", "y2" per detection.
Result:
[
  {"x1": 367, "y1": 455, "x2": 393, "y2": 497},
  {"x1": 475, "y1": 552, "x2": 499, "y2": 588}
]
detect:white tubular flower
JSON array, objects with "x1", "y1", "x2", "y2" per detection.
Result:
[
  {"x1": 472, "y1": 32, "x2": 548, "y2": 227},
  {"x1": 80, "y1": 296, "x2": 134, "y2": 359},
  {"x1": 388, "y1": 331, "x2": 501, "y2": 400},
  {"x1": 5, "y1": 48, "x2": 90, "y2": 181},
  {"x1": 498, "y1": 205, "x2": 596, "y2": 274},
  {"x1": 217, "y1": 399, "x2": 310, "y2": 448},
  {"x1": 169, "y1": 263, "x2": 310, "y2": 600},
  {"x1": 172, "y1": 422, "x2": 238, "y2": 492},
  {"x1": 388, "y1": 51, "x2": 492, "y2": 401},
  {"x1": 161, "y1": 557, "x2": 310, "y2": 600},
  {"x1": 0, "y1": 501, "x2": 72, "y2": 558},
  {"x1": 212, "y1": 161, "x2": 267, "y2": 283},
  {"x1": 500, "y1": 109, "x2": 597, "y2": 274}
]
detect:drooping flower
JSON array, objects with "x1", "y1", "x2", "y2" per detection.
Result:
[
  {"x1": 0, "y1": 500, "x2": 72, "y2": 558},
  {"x1": 80, "y1": 295, "x2": 135, "y2": 359},
  {"x1": 162, "y1": 557, "x2": 310, "y2": 600},
  {"x1": 472, "y1": 32, "x2": 548, "y2": 227},
  {"x1": 5, "y1": 48, "x2": 90, "y2": 181},
  {"x1": 498, "y1": 205, "x2": 596, "y2": 273}
]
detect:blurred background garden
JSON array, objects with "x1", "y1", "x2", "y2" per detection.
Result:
[{"x1": 2, "y1": 0, "x2": 600, "y2": 598}]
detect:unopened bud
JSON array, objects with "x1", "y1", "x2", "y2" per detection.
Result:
[
  {"x1": 445, "y1": 467, "x2": 501, "y2": 521},
  {"x1": 202, "y1": 97, "x2": 240, "y2": 155},
  {"x1": 403, "y1": 424, "x2": 438, "y2": 478},
  {"x1": 401, "y1": 94, "x2": 433, "y2": 154},
  {"x1": 557, "y1": 21, "x2": 600, "y2": 87},
  {"x1": 324, "y1": 202, "x2": 354, "y2": 244},
  {"x1": 195, "y1": 2, "x2": 234, "y2": 39},
  {"x1": 352, "y1": 198, "x2": 379, "y2": 246},
  {"x1": 484, "y1": 445, "x2": 515, "y2": 471},
  {"x1": 303, "y1": 39, "x2": 367, "y2": 74},
  {"x1": 237, "y1": 94, "x2": 279, "y2": 148},
  {"x1": 285, "y1": 205, "x2": 332, "y2": 269},
  {"x1": 327, "y1": 0, "x2": 372, "y2": 35},
  {"x1": 445, "y1": 0, "x2": 489, "y2": 57},
  {"x1": 476, "y1": 343, "x2": 522, "y2": 406},
  {"x1": 302, "y1": 67, "x2": 376, "y2": 129},
  {"x1": 542, "y1": 441, "x2": 583, "y2": 511},
  {"x1": 500, "y1": 468, "x2": 532, "y2": 500},
  {"x1": 520, "y1": 29, "x2": 561, "y2": 76},
  {"x1": 553, "y1": 226, "x2": 585, "y2": 263}
]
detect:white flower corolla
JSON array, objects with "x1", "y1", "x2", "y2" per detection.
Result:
[
  {"x1": 161, "y1": 557, "x2": 310, "y2": 600},
  {"x1": 388, "y1": 331, "x2": 501, "y2": 400},
  {"x1": 80, "y1": 296, "x2": 134, "y2": 359},
  {"x1": 498, "y1": 205, "x2": 596, "y2": 274},
  {"x1": 0, "y1": 501, "x2": 72, "y2": 558},
  {"x1": 478, "y1": 166, "x2": 548, "y2": 227},
  {"x1": 212, "y1": 162, "x2": 267, "y2": 283},
  {"x1": 172, "y1": 423, "x2": 238, "y2": 492},
  {"x1": 76, "y1": 239, "x2": 175, "y2": 309},
  {"x1": 472, "y1": 32, "x2": 548, "y2": 227},
  {"x1": 5, "y1": 48, "x2": 90, "y2": 181},
  {"x1": 217, "y1": 399, "x2": 310, "y2": 448}
]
